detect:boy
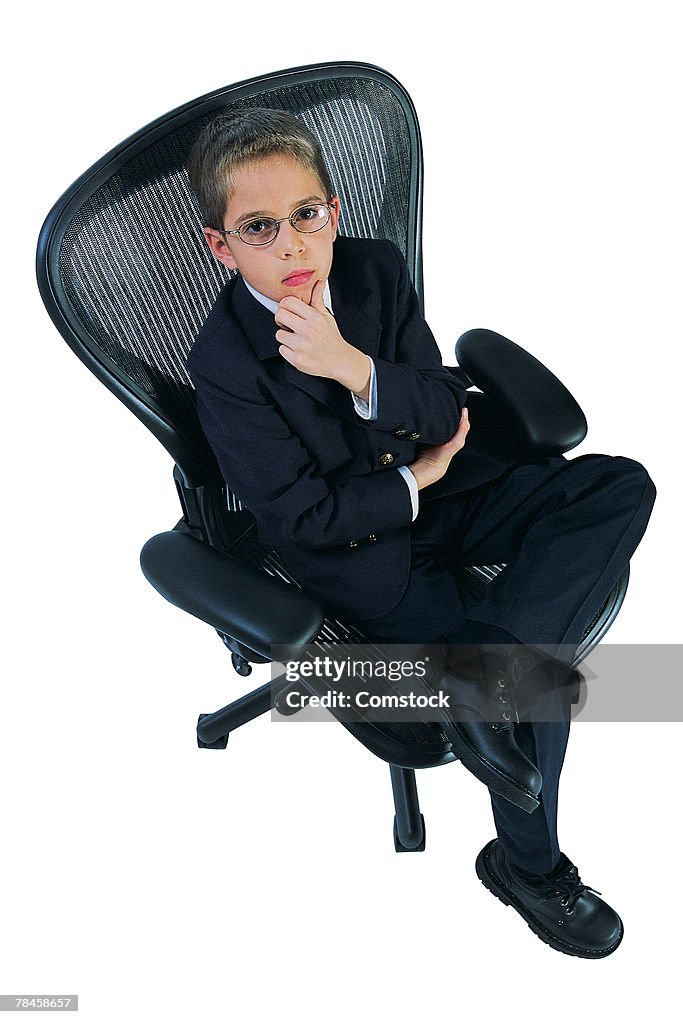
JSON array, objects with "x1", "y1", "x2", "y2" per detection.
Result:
[{"x1": 186, "y1": 107, "x2": 655, "y2": 957}]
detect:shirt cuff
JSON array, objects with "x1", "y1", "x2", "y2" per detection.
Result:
[
  {"x1": 397, "y1": 465, "x2": 419, "y2": 521},
  {"x1": 351, "y1": 356, "x2": 377, "y2": 420}
]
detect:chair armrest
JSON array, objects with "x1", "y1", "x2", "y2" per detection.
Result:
[
  {"x1": 455, "y1": 329, "x2": 588, "y2": 455},
  {"x1": 140, "y1": 530, "x2": 326, "y2": 659}
]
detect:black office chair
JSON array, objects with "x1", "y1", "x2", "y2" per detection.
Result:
[{"x1": 36, "y1": 61, "x2": 628, "y2": 853}]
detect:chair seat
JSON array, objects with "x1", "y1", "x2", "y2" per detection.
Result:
[
  {"x1": 228, "y1": 520, "x2": 616, "y2": 658},
  {"x1": 338, "y1": 720, "x2": 454, "y2": 770},
  {"x1": 222, "y1": 519, "x2": 619, "y2": 768}
]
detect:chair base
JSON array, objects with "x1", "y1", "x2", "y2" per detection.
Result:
[
  {"x1": 394, "y1": 813, "x2": 426, "y2": 852},
  {"x1": 196, "y1": 714, "x2": 230, "y2": 748},
  {"x1": 194, "y1": 657, "x2": 585, "y2": 849},
  {"x1": 196, "y1": 682, "x2": 272, "y2": 745},
  {"x1": 196, "y1": 674, "x2": 430, "y2": 852},
  {"x1": 391, "y1": 764, "x2": 426, "y2": 852}
]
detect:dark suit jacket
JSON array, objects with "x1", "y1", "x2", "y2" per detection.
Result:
[{"x1": 188, "y1": 236, "x2": 508, "y2": 620}]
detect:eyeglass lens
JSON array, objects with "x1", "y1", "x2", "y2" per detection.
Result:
[{"x1": 239, "y1": 204, "x2": 331, "y2": 245}]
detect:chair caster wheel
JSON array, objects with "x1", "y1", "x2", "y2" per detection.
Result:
[
  {"x1": 231, "y1": 652, "x2": 252, "y2": 676},
  {"x1": 393, "y1": 814, "x2": 426, "y2": 852},
  {"x1": 197, "y1": 714, "x2": 229, "y2": 748}
]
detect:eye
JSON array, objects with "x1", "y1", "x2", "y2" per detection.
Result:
[
  {"x1": 293, "y1": 205, "x2": 322, "y2": 224},
  {"x1": 242, "y1": 218, "x2": 272, "y2": 237}
]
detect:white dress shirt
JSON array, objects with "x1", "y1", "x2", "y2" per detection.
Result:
[{"x1": 243, "y1": 278, "x2": 419, "y2": 520}]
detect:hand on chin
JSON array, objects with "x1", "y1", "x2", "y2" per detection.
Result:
[{"x1": 282, "y1": 281, "x2": 316, "y2": 306}]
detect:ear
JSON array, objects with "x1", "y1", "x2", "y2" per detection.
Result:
[
  {"x1": 329, "y1": 196, "x2": 341, "y2": 243},
  {"x1": 203, "y1": 227, "x2": 238, "y2": 271}
]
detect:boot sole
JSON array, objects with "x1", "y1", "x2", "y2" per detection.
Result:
[
  {"x1": 443, "y1": 722, "x2": 540, "y2": 813},
  {"x1": 475, "y1": 840, "x2": 624, "y2": 959}
]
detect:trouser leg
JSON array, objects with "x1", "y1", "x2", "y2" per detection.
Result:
[
  {"x1": 490, "y1": 701, "x2": 571, "y2": 874},
  {"x1": 352, "y1": 453, "x2": 656, "y2": 873},
  {"x1": 351, "y1": 570, "x2": 573, "y2": 873},
  {"x1": 413, "y1": 453, "x2": 657, "y2": 648}
]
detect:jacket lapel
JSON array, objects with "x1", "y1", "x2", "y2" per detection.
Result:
[
  {"x1": 328, "y1": 275, "x2": 382, "y2": 361},
  {"x1": 232, "y1": 276, "x2": 280, "y2": 360}
]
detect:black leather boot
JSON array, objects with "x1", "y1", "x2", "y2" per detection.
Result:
[
  {"x1": 425, "y1": 643, "x2": 543, "y2": 813},
  {"x1": 476, "y1": 838, "x2": 624, "y2": 958}
]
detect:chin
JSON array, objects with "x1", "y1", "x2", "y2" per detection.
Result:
[{"x1": 280, "y1": 282, "x2": 317, "y2": 305}]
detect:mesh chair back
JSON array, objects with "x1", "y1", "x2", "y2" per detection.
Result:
[
  {"x1": 38, "y1": 63, "x2": 424, "y2": 500},
  {"x1": 37, "y1": 63, "x2": 625, "y2": 666}
]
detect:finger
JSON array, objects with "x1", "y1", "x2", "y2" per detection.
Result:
[
  {"x1": 449, "y1": 416, "x2": 469, "y2": 441},
  {"x1": 277, "y1": 342, "x2": 305, "y2": 369},
  {"x1": 278, "y1": 295, "x2": 311, "y2": 317},
  {"x1": 309, "y1": 278, "x2": 327, "y2": 309},
  {"x1": 274, "y1": 307, "x2": 300, "y2": 332},
  {"x1": 275, "y1": 328, "x2": 299, "y2": 348},
  {"x1": 456, "y1": 409, "x2": 470, "y2": 433},
  {"x1": 443, "y1": 420, "x2": 469, "y2": 450}
]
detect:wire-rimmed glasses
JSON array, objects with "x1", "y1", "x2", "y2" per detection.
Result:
[{"x1": 220, "y1": 202, "x2": 334, "y2": 246}]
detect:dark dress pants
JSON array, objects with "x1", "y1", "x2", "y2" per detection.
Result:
[{"x1": 350, "y1": 453, "x2": 656, "y2": 873}]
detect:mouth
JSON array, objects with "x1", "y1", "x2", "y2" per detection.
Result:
[{"x1": 282, "y1": 269, "x2": 314, "y2": 287}]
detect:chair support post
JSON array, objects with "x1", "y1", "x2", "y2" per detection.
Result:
[{"x1": 390, "y1": 765, "x2": 425, "y2": 851}]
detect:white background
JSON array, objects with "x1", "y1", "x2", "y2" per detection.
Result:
[{"x1": 3, "y1": 1, "x2": 681, "y2": 1020}]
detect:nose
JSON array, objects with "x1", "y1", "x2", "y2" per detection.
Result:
[{"x1": 276, "y1": 219, "x2": 306, "y2": 258}]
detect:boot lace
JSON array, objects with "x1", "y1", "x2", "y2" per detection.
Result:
[
  {"x1": 489, "y1": 654, "x2": 534, "y2": 729},
  {"x1": 539, "y1": 864, "x2": 602, "y2": 915}
]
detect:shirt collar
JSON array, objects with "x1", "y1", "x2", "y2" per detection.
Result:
[{"x1": 243, "y1": 277, "x2": 333, "y2": 314}]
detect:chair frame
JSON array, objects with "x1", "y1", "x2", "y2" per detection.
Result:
[{"x1": 37, "y1": 61, "x2": 629, "y2": 853}]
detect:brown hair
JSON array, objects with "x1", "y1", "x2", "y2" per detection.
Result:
[{"x1": 187, "y1": 107, "x2": 335, "y2": 230}]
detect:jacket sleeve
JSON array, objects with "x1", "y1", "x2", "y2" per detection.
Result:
[
  {"x1": 367, "y1": 240, "x2": 468, "y2": 444},
  {"x1": 191, "y1": 363, "x2": 414, "y2": 551}
]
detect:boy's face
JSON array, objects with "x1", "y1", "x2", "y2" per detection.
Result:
[{"x1": 203, "y1": 154, "x2": 340, "y2": 306}]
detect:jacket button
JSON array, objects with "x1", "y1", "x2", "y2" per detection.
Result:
[
  {"x1": 408, "y1": 432, "x2": 422, "y2": 440},
  {"x1": 349, "y1": 539, "x2": 358, "y2": 548},
  {"x1": 368, "y1": 533, "x2": 378, "y2": 542},
  {"x1": 393, "y1": 426, "x2": 408, "y2": 437},
  {"x1": 378, "y1": 452, "x2": 394, "y2": 466}
]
